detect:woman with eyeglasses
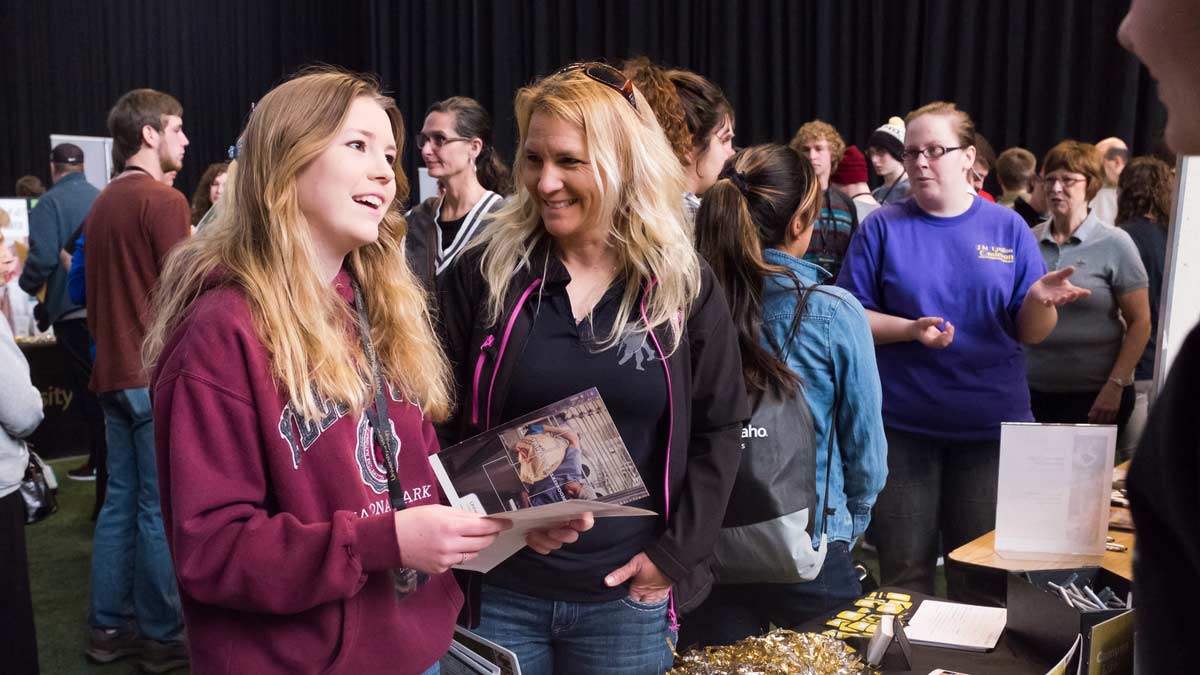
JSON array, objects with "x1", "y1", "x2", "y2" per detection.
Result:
[
  {"x1": 439, "y1": 62, "x2": 748, "y2": 675},
  {"x1": 837, "y1": 101, "x2": 1090, "y2": 598},
  {"x1": 406, "y1": 97, "x2": 510, "y2": 292},
  {"x1": 1025, "y1": 142, "x2": 1150, "y2": 432},
  {"x1": 622, "y1": 57, "x2": 736, "y2": 222}
]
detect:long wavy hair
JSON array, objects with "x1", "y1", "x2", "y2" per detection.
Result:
[
  {"x1": 695, "y1": 144, "x2": 823, "y2": 398},
  {"x1": 1117, "y1": 156, "x2": 1173, "y2": 227},
  {"x1": 143, "y1": 67, "x2": 451, "y2": 423},
  {"x1": 473, "y1": 65, "x2": 700, "y2": 353},
  {"x1": 190, "y1": 161, "x2": 229, "y2": 226},
  {"x1": 622, "y1": 57, "x2": 733, "y2": 171}
]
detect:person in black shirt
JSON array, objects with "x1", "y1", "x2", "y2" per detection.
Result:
[
  {"x1": 1119, "y1": 2, "x2": 1200, "y2": 672},
  {"x1": 1116, "y1": 157, "x2": 1173, "y2": 387},
  {"x1": 439, "y1": 63, "x2": 748, "y2": 675}
]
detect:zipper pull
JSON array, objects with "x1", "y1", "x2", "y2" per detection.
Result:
[{"x1": 471, "y1": 335, "x2": 496, "y2": 425}]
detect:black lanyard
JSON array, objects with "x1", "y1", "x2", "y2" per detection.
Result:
[
  {"x1": 350, "y1": 276, "x2": 428, "y2": 595},
  {"x1": 351, "y1": 277, "x2": 406, "y2": 512}
]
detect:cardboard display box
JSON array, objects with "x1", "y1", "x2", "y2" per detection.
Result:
[{"x1": 1006, "y1": 567, "x2": 1133, "y2": 675}]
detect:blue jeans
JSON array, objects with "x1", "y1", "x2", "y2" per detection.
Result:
[
  {"x1": 677, "y1": 541, "x2": 862, "y2": 648},
  {"x1": 476, "y1": 584, "x2": 677, "y2": 675},
  {"x1": 88, "y1": 388, "x2": 183, "y2": 641}
]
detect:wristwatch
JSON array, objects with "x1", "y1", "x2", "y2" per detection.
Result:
[{"x1": 1108, "y1": 374, "x2": 1134, "y2": 387}]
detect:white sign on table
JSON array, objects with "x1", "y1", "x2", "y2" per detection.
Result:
[{"x1": 995, "y1": 423, "x2": 1117, "y2": 560}]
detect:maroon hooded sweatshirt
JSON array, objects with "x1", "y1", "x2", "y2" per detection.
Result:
[{"x1": 152, "y1": 269, "x2": 462, "y2": 674}]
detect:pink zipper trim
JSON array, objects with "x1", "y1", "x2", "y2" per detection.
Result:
[
  {"x1": 470, "y1": 335, "x2": 495, "y2": 425},
  {"x1": 640, "y1": 279, "x2": 680, "y2": 631},
  {"x1": 483, "y1": 278, "x2": 542, "y2": 430}
]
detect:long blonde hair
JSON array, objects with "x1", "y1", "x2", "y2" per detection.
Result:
[
  {"x1": 475, "y1": 66, "x2": 700, "y2": 352},
  {"x1": 144, "y1": 68, "x2": 451, "y2": 423}
]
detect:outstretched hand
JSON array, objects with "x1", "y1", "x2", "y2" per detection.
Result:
[{"x1": 1028, "y1": 267, "x2": 1091, "y2": 307}]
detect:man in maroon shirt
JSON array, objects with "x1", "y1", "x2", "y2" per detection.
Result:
[{"x1": 82, "y1": 88, "x2": 191, "y2": 672}]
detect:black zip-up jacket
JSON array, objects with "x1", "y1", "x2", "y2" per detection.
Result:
[{"x1": 437, "y1": 243, "x2": 750, "y2": 624}]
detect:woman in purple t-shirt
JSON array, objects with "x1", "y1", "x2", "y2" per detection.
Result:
[{"x1": 837, "y1": 102, "x2": 1090, "y2": 598}]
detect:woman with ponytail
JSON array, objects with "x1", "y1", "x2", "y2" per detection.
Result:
[
  {"x1": 683, "y1": 144, "x2": 887, "y2": 647},
  {"x1": 406, "y1": 96, "x2": 511, "y2": 291}
]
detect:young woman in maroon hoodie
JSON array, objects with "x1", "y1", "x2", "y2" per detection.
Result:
[{"x1": 143, "y1": 68, "x2": 589, "y2": 675}]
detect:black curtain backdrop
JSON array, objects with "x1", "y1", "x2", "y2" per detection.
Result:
[{"x1": 1, "y1": 0, "x2": 1164, "y2": 203}]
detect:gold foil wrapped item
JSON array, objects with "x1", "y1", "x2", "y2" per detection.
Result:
[{"x1": 670, "y1": 629, "x2": 867, "y2": 675}]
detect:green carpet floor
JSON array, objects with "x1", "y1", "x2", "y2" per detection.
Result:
[{"x1": 26, "y1": 456, "x2": 190, "y2": 675}]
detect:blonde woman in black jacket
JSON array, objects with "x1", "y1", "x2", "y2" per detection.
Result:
[{"x1": 439, "y1": 63, "x2": 748, "y2": 675}]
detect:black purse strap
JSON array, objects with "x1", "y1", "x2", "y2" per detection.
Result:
[
  {"x1": 820, "y1": 388, "x2": 840, "y2": 538},
  {"x1": 350, "y1": 277, "x2": 406, "y2": 512},
  {"x1": 763, "y1": 289, "x2": 839, "y2": 539}
]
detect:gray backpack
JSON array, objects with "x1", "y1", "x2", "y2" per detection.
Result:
[{"x1": 711, "y1": 386, "x2": 835, "y2": 584}]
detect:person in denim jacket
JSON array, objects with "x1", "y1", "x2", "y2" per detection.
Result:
[{"x1": 684, "y1": 144, "x2": 887, "y2": 647}]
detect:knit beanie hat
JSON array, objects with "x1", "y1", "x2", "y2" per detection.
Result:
[
  {"x1": 868, "y1": 116, "x2": 906, "y2": 161},
  {"x1": 831, "y1": 145, "x2": 868, "y2": 185}
]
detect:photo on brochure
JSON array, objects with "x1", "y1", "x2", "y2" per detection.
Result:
[{"x1": 432, "y1": 388, "x2": 648, "y2": 514}]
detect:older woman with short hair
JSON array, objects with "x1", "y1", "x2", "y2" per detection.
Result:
[{"x1": 1026, "y1": 141, "x2": 1151, "y2": 430}]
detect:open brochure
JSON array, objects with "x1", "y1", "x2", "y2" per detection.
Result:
[{"x1": 429, "y1": 388, "x2": 656, "y2": 572}]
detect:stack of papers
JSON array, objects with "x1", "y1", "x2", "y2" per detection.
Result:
[{"x1": 904, "y1": 600, "x2": 1007, "y2": 652}]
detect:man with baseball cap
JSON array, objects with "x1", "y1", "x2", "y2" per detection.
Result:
[{"x1": 18, "y1": 143, "x2": 105, "y2": 486}]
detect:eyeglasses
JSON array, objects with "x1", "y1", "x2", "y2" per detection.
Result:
[
  {"x1": 555, "y1": 62, "x2": 637, "y2": 110},
  {"x1": 1037, "y1": 174, "x2": 1086, "y2": 189},
  {"x1": 901, "y1": 145, "x2": 964, "y2": 162},
  {"x1": 416, "y1": 132, "x2": 471, "y2": 150}
]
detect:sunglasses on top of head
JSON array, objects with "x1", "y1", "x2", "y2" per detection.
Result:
[{"x1": 555, "y1": 62, "x2": 637, "y2": 111}]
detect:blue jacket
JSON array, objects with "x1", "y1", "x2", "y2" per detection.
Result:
[
  {"x1": 18, "y1": 172, "x2": 98, "y2": 324},
  {"x1": 760, "y1": 248, "x2": 888, "y2": 546},
  {"x1": 68, "y1": 232, "x2": 86, "y2": 306}
]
